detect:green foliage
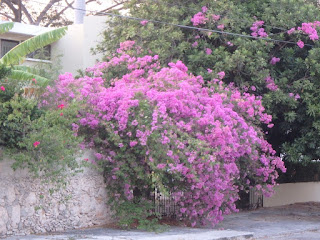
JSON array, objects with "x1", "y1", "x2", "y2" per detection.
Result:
[
  {"x1": 0, "y1": 36, "x2": 81, "y2": 187},
  {"x1": 0, "y1": 95, "x2": 43, "y2": 148},
  {"x1": 0, "y1": 22, "x2": 14, "y2": 34},
  {"x1": 9, "y1": 101, "x2": 82, "y2": 182},
  {"x1": 114, "y1": 200, "x2": 165, "y2": 231},
  {"x1": 96, "y1": 0, "x2": 320, "y2": 163},
  {"x1": 0, "y1": 64, "x2": 11, "y2": 85},
  {"x1": 278, "y1": 160, "x2": 320, "y2": 183},
  {"x1": 0, "y1": 85, "x2": 82, "y2": 182},
  {"x1": 0, "y1": 24, "x2": 67, "y2": 84}
]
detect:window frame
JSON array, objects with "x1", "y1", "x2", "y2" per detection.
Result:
[{"x1": 0, "y1": 39, "x2": 19, "y2": 57}]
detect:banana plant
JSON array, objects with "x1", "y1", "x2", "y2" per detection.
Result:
[{"x1": 0, "y1": 22, "x2": 68, "y2": 86}]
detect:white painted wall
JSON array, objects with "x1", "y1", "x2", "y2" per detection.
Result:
[
  {"x1": 264, "y1": 182, "x2": 320, "y2": 207},
  {"x1": 51, "y1": 16, "x2": 109, "y2": 75},
  {"x1": 51, "y1": 24, "x2": 84, "y2": 75},
  {"x1": 82, "y1": 16, "x2": 108, "y2": 69}
]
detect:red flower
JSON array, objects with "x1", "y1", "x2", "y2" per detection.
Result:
[
  {"x1": 0, "y1": 86, "x2": 5, "y2": 91},
  {"x1": 60, "y1": 112, "x2": 63, "y2": 116},
  {"x1": 32, "y1": 78, "x2": 37, "y2": 84},
  {"x1": 57, "y1": 104, "x2": 65, "y2": 109},
  {"x1": 33, "y1": 141, "x2": 40, "y2": 148}
]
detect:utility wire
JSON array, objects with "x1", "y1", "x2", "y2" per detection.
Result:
[
  {"x1": 21, "y1": 0, "x2": 315, "y2": 47},
  {"x1": 147, "y1": 0, "x2": 288, "y2": 31},
  {"x1": 95, "y1": 11, "x2": 315, "y2": 47}
]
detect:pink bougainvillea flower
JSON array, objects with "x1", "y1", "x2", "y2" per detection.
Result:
[
  {"x1": 227, "y1": 41, "x2": 233, "y2": 46},
  {"x1": 295, "y1": 94, "x2": 301, "y2": 100},
  {"x1": 57, "y1": 104, "x2": 65, "y2": 109},
  {"x1": 191, "y1": 12, "x2": 208, "y2": 26},
  {"x1": 207, "y1": 68, "x2": 212, "y2": 73},
  {"x1": 265, "y1": 76, "x2": 278, "y2": 91},
  {"x1": 217, "y1": 24, "x2": 224, "y2": 30},
  {"x1": 212, "y1": 14, "x2": 220, "y2": 21},
  {"x1": 205, "y1": 48, "x2": 212, "y2": 55},
  {"x1": 287, "y1": 27, "x2": 296, "y2": 35},
  {"x1": 140, "y1": 20, "x2": 148, "y2": 26},
  {"x1": 130, "y1": 141, "x2": 138, "y2": 147},
  {"x1": 217, "y1": 71, "x2": 225, "y2": 79},
  {"x1": 192, "y1": 41, "x2": 198, "y2": 47},
  {"x1": 180, "y1": 208, "x2": 187, "y2": 213},
  {"x1": 157, "y1": 163, "x2": 166, "y2": 169},
  {"x1": 131, "y1": 120, "x2": 139, "y2": 126},
  {"x1": 297, "y1": 40, "x2": 304, "y2": 48},
  {"x1": 270, "y1": 57, "x2": 280, "y2": 65},
  {"x1": 250, "y1": 20, "x2": 268, "y2": 38},
  {"x1": 202, "y1": 6, "x2": 208, "y2": 13},
  {"x1": 33, "y1": 141, "x2": 40, "y2": 148},
  {"x1": 0, "y1": 86, "x2": 5, "y2": 91}
]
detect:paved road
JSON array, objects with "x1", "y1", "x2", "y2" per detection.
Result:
[
  {"x1": 213, "y1": 202, "x2": 320, "y2": 239},
  {"x1": 4, "y1": 228, "x2": 253, "y2": 240},
  {"x1": 4, "y1": 202, "x2": 320, "y2": 240}
]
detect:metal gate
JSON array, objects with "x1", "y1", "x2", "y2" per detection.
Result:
[{"x1": 153, "y1": 188, "x2": 177, "y2": 217}]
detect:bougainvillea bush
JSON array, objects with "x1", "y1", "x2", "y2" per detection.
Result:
[
  {"x1": 46, "y1": 42, "x2": 285, "y2": 227},
  {"x1": 96, "y1": 0, "x2": 320, "y2": 165}
]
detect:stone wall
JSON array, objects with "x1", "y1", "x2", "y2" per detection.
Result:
[{"x1": 0, "y1": 151, "x2": 112, "y2": 238}]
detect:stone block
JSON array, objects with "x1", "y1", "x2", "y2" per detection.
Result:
[
  {"x1": 0, "y1": 207, "x2": 8, "y2": 236},
  {"x1": 11, "y1": 205, "x2": 21, "y2": 228}
]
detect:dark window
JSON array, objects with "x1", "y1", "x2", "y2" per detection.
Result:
[
  {"x1": 27, "y1": 45, "x2": 51, "y2": 60},
  {"x1": 1, "y1": 39, "x2": 19, "y2": 57}
]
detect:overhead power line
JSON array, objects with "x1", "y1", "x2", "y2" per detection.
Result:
[
  {"x1": 23, "y1": 0, "x2": 315, "y2": 47},
  {"x1": 95, "y1": 11, "x2": 315, "y2": 48}
]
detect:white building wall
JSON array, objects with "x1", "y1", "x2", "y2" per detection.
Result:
[
  {"x1": 51, "y1": 16, "x2": 109, "y2": 75},
  {"x1": 264, "y1": 182, "x2": 320, "y2": 207},
  {"x1": 51, "y1": 24, "x2": 84, "y2": 75}
]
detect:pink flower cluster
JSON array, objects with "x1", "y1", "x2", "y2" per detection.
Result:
[
  {"x1": 265, "y1": 76, "x2": 278, "y2": 91},
  {"x1": 297, "y1": 40, "x2": 304, "y2": 48},
  {"x1": 191, "y1": 12, "x2": 208, "y2": 26},
  {"x1": 47, "y1": 41, "x2": 285, "y2": 226},
  {"x1": 191, "y1": 7, "x2": 224, "y2": 32},
  {"x1": 288, "y1": 21, "x2": 320, "y2": 47},
  {"x1": 289, "y1": 93, "x2": 300, "y2": 100},
  {"x1": 250, "y1": 20, "x2": 268, "y2": 38},
  {"x1": 270, "y1": 57, "x2": 280, "y2": 65},
  {"x1": 140, "y1": 20, "x2": 148, "y2": 26},
  {"x1": 298, "y1": 22, "x2": 319, "y2": 41}
]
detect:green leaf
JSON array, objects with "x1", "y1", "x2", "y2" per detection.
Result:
[
  {"x1": 9, "y1": 69, "x2": 49, "y2": 86},
  {"x1": 0, "y1": 22, "x2": 14, "y2": 34},
  {"x1": 0, "y1": 26, "x2": 68, "y2": 65}
]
